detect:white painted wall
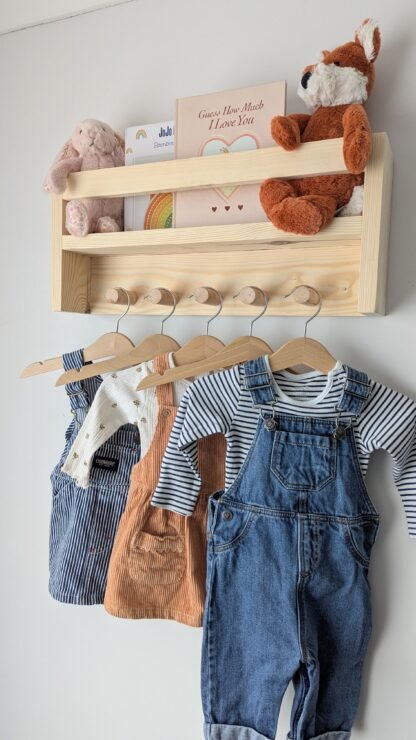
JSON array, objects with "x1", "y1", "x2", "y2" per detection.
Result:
[
  {"x1": 0, "y1": 0, "x2": 132, "y2": 35},
  {"x1": 1, "y1": 1, "x2": 415, "y2": 738}
]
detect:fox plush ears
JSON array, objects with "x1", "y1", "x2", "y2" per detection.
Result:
[{"x1": 355, "y1": 18, "x2": 381, "y2": 63}]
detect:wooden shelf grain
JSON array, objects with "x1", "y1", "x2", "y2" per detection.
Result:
[
  {"x1": 61, "y1": 216, "x2": 362, "y2": 257},
  {"x1": 63, "y1": 137, "x2": 350, "y2": 200}
]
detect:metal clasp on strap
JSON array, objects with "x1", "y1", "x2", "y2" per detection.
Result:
[
  {"x1": 332, "y1": 409, "x2": 352, "y2": 441},
  {"x1": 261, "y1": 408, "x2": 278, "y2": 431}
]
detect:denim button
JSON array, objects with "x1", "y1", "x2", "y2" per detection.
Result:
[
  {"x1": 264, "y1": 418, "x2": 277, "y2": 431},
  {"x1": 222, "y1": 511, "x2": 233, "y2": 521},
  {"x1": 333, "y1": 426, "x2": 346, "y2": 440}
]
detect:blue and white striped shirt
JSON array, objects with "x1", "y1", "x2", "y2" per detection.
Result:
[{"x1": 151, "y1": 360, "x2": 416, "y2": 538}]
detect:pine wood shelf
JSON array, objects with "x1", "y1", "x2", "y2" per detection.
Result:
[{"x1": 52, "y1": 133, "x2": 393, "y2": 317}]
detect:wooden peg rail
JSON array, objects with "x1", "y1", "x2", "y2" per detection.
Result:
[
  {"x1": 51, "y1": 133, "x2": 393, "y2": 316},
  {"x1": 102, "y1": 283, "x2": 325, "y2": 315}
]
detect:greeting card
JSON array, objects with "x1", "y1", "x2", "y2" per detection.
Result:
[{"x1": 175, "y1": 82, "x2": 286, "y2": 227}]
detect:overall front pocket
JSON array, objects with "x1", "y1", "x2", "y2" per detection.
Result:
[
  {"x1": 129, "y1": 531, "x2": 186, "y2": 585},
  {"x1": 271, "y1": 430, "x2": 336, "y2": 492}
]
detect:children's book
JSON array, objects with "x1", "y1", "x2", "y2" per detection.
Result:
[
  {"x1": 124, "y1": 121, "x2": 175, "y2": 230},
  {"x1": 174, "y1": 82, "x2": 286, "y2": 227}
]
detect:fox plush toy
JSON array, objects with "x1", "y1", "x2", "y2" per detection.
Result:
[{"x1": 260, "y1": 19, "x2": 381, "y2": 235}]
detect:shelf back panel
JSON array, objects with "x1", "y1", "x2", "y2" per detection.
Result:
[{"x1": 87, "y1": 242, "x2": 361, "y2": 317}]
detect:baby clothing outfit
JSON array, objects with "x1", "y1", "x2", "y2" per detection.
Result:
[
  {"x1": 49, "y1": 349, "x2": 140, "y2": 605},
  {"x1": 104, "y1": 354, "x2": 225, "y2": 625},
  {"x1": 63, "y1": 353, "x2": 225, "y2": 626},
  {"x1": 53, "y1": 348, "x2": 416, "y2": 737},
  {"x1": 152, "y1": 356, "x2": 416, "y2": 740}
]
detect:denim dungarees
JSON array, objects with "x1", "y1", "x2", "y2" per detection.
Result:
[
  {"x1": 202, "y1": 357, "x2": 380, "y2": 740},
  {"x1": 49, "y1": 349, "x2": 140, "y2": 605}
]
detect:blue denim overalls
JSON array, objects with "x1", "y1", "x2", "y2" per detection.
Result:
[
  {"x1": 49, "y1": 349, "x2": 140, "y2": 605},
  {"x1": 202, "y1": 356, "x2": 380, "y2": 740}
]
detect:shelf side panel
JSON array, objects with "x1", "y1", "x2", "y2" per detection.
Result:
[
  {"x1": 358, "y1": 133, "x2": 393, "y2": 314},
  {"x1": 51, "y1": 196, "x2": 64, "y2": 311},
  {"x1": 61, "y1": 251, "x2": 90, "y2": 313},
  {"x1": 51, "y1": 196, "x2": 90, "y2": 313}
]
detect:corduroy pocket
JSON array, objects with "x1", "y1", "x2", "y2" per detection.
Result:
[{"x1": 129, "y1": 531, "x2": 186, "y2": 585}]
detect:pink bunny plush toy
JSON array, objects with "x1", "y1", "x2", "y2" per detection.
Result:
[{"x1": 44, "y1": 119, "x2": 124, "y2": 236}]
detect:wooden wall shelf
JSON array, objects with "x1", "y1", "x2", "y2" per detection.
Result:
[{"x1": 52, "y1": 132, "x2": 393, "y2": 317}]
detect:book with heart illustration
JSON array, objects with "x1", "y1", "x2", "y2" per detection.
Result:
[{"x1": 174, "y1": 81, "x2": 286, "y2": 227}]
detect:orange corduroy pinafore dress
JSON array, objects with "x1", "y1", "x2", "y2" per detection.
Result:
[{"x1": 104, "y1": 354, "x2": 225, "y2": 626}]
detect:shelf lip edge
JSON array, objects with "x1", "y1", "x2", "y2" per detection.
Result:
[
  {"x1": 62, "y1": 134, "x2": 388, "y2": 199},
  {"x1": 62, "y1": 216, "x2": 363, "y2": 255}
]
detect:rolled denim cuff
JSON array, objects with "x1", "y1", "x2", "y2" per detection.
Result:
[
  {"x1": 205, "y1": 723, "x2": 271, "y2": 739},
  {"x1": 287, "y1": 733, "x2": 350, "y2": 740}
]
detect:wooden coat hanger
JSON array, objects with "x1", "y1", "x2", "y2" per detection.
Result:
[
  {"x1": 138, "y1": 286, "x2": 272, "y2": 390},
  {"x1": 21, "y1": 288, "x2": 137, "y2": 378},
  {"x1": 55, "y1": 288, "x2": 180, "y2": 387},
  {"x1": 171, "y1": 287, "x2": 225, "y2": 366},
  {"x1": 268, "y1": 286, "x2": 336, "y2": 373}
]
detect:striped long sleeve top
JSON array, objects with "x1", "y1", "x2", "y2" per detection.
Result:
[{"x1": 151, "y1": 360, "x2": 416, "y2": 538}]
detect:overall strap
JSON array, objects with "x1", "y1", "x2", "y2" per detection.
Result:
[
  {"x1": 153, "y1": 354, "x2": 174, "y2": 407},
  {"x1": 243, "y1": 355, "x2": 275, "y2": 406},
  {"x1": 62, "y1": 349, "x2": 91, "y2": 412},
  {"x1": 336, "y1": 365, "x2": 371, "y2": 417}
]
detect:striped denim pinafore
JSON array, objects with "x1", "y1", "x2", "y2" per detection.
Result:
[{"x1": 49, "y1": 349, "x2": 140, "y2": 605}]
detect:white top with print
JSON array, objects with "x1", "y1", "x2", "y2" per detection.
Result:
[
  {"x1": 62, "y1": 354, "x2": 189, "y2": 489},
  {"x1": 151, "y1": 358, "x2": 416, "y2": 538}
]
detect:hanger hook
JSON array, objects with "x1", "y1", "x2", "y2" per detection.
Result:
[
  {"x1": 143, "y1": 289, "x2": 177, "y2": 335},
  {"x1": 206, "y1": 291, "x2": 224, "y2": 335},
  {"x1": 189, "y1": 289, "x2": 224, "y2": 335},
  {"x1": 233, "y1": 287, "x2": 269, "y2": 336},
  {"x1": 115, "y1": 288, "x2": 131, "y2": 333},
  {"x1": 284, "y1": 284, "x2": 322, "y2": 339}
]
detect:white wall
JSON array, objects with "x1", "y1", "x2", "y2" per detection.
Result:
[
  {"x1": 1, "y1": 1, "x2": 415, "y2": 738},
  {"x1": 0, "y1": 1, "x2": 132, "y2": 35}
]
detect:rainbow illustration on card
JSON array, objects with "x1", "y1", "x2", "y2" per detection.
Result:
[
  {"x1": 144, "y1": 193, "x2": 173, "y2": 229},
  {"x1": 124, "y1": 121, "x2": 175, "y2": 230}
]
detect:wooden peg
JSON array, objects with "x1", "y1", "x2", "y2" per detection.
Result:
[
  {"x1": 291, "y1": 286, "x2": 320, "y2": 306},
  {"x1": 237, "y1": 286, "x2": 266, "y2": 306},
  {"x1": 106, "y1": 287, "x2": 138, "y2": 305},
  {"x1": 193, "y1": 286, "x2": 221, "y2": 306},
  {"x1": 146, "y1": 288, "x2": 176, "y2": 306}
]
